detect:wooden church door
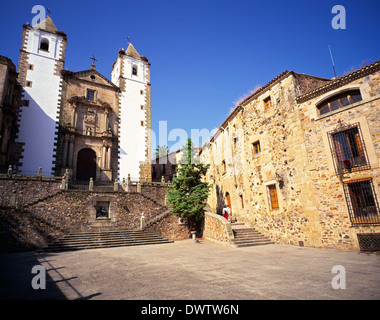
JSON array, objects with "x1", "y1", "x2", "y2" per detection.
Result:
[{"x1": 76, "y1": 148, "x2": 97, "y2": 181}]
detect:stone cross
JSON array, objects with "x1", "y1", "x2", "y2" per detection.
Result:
[{"x1": 89, "y1": 55, "x2": 98, "y2": 68}]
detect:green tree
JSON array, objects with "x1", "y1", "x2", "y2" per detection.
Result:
[
  {"x1": 166, "y1": 138, "x2": 212, "y2": 230},
  {"x1": 154, "y1": 145, "x2": 169, "y2": 158}
]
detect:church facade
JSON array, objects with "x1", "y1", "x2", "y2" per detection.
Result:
[{"x1": 13, "y1": 17, "x2": 151, "y2": 182}]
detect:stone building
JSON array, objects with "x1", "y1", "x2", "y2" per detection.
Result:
[
  {"x1": 0, "y1": 56, "x2": 21, "y2": 170},
  {"x1": 200, "y1": 60, "x2": 380, "y2": 251},
  {"x1": 296, "y1": 61, "x2": 380, "y2": 251},
  {"x1": 11, "y1": 17, "x2": 151, "y2": 182},
  {"x1": 55, "y1": 63, "x2": 120, "y2": 181},
  {"x1": 151, "y1": 147, "x2": 201, "y2": 182},
  {"x1": 151, "y1": 149, "x2": 179, "y2": 183}
]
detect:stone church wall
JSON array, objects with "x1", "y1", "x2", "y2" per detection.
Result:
[{"x1": 0, "y1": 178, "x2": 188, "y2": 251}]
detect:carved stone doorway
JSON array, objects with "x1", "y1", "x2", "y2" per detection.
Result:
[{"x1": 76, "y1": 148, "x2": 96, "y2": 181}]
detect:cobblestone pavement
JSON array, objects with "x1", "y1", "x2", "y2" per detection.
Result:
[{"x1": 0, "y1": 240, "x2": 379, "y2": 300}]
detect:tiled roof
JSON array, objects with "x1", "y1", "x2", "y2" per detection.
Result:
[{"x1": 296, "y1": 59, "x2": 380, "y2": 103}]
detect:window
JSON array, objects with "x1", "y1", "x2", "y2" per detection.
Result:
[
  {"x1": 252, "y1": 141, "x2": 261, "y2": 156},
  {"x1": 141, "y1": 121, "x2": 144, "y2": 126},
  {"x1": 264, "y1": 96, "x2": 272, "y2": 110},
  {"x1": 222, "y1": 160, "x2": 226, "y2": 174},
  {"x1": 317, "y1": 90, "x2": 362, "y2": 116},
  {"x1": 87, "y1": 89, "x2": 95, "y2": 102},
  {"x1": 28, "y1": 64, "x2": 34, "y2": 70},
  {"x1": 240, "y1": 194, "x2": 244, "y2": 209},
  {"x1": 132, "y1": 65, "x2": 138, "y2": 76},
  {"x1": 267, "y1": 184, "x2": 279, "y2": 210},
  {"x1": 328, "y1": 123, "x2": 370, "y2": 174},
  {"x1": 39, "y1": 38, "x2": 49, "y2": 51},
  {"x1": 343, "y1": 179, "x2": 380, "y2": 226},
  {"x1": 141, "y1": 105, "x2": 144, "y2": 110},
  {"x1": 26, "y1": 81, "x2": 32, "y2": 87},
  {"x1": 140, "y1": 90, "x2": 144, "y2": 95}
]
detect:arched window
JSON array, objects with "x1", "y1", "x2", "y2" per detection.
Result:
[
  {"x1": 317, "y1": 89, "x2": 362, "y2": 116},
  {"x1": 39, "y1": 38, "x2": 49, "y2": 51},
  {"x1": 132, "y1": 65, "x2": 138, "y2": 76}
]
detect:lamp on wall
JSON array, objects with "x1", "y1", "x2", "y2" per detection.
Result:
[{"x1": 275, "y1": 172, "x2": 284, "y2": 189}]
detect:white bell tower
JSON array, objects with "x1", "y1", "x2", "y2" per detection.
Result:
[
  {"x1": 111, "y1": 43, "x2": 151, "y2": 181},
  {"x1": 15, "y1": 17, "x2": 67, "y2": 174}
]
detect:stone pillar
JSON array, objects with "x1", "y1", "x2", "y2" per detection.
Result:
[
  {"x1": 62, "y1": 135, "x2": 69, "y2": 167},
  {"x1": 7, "y1": 165, "x2": 12, "y2": 178},
  {"x1": 68, "y1": 136, "x2": 74, "y2": 167},
  {"x1": 107, "y1": 147, "x2": 111, "y2": 170},
  {"x1": 102, "y1": 145, "x2": 107, "y2": 169},
  {"x1": 104, "y1": 109, "x2": 109, "y2": 132},
  {"x1": 137, "y1": 181, "x2": 141, "y2": 193},
  {"x1": 89, "y1": 178, "x2": 94, "y2": 191},
  {"x1": 114, "y1": 179, "x2": 118, "y2": 192},
  {"x1": 140, "y1": 213, "x2": 145, "y2": 230},
  {"x1": 72, "y1": 104, "x2": 76, "y2": 127}
]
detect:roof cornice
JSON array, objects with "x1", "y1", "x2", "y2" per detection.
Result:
[{"x1": 296, "y1": 59, "x2": 380, "y2": 103}]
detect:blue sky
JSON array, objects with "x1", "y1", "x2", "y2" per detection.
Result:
[{"x1": 1, "y1": 0, "x2": 379, "y2": 152}]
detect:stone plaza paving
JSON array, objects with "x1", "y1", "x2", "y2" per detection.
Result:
[{"x1": 0, "y1": 240, "x2": 379, "y2": 300}]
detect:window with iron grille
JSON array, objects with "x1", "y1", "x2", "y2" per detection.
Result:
[
  {"x1": 343, "y1": 178, "x2": 380, "y2": 226},
  {"x1": 328, "y1": 122, "x2": 370, "y2": 174}
]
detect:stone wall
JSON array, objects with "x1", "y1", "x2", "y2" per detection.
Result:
[
  {"x1": 297, "y1": 66, "x2": 380, "y2": 250},
  {"x1": 201, "y1": 65, "x2": 380, "y2": 251},
  {"x1": 0, "y1": 177, "x2": 175, "y2": 251},
  {"x1": 203, "y1": 73, "x2": 323, "y2": 248},
  {"x1": 202, "y1": 211, "x2": 234, "y2": 246},
  {"x1": 0, "y1": 178, "x2": 61, "y2": 207},
  {"x1": 145, "y1": 214, "x2": 190, "y2": 240}
]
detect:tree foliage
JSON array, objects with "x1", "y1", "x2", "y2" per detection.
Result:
[
  {"x1": 154, "y1": 145, "x2": 169, "y2": 158},
  {"x1": 166, "y1": 138, "x2": 211, "y2": 227}
]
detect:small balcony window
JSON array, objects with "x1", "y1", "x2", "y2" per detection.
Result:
[{"x1": 328, "y1": 122, "x2": 370, "y2": 174}]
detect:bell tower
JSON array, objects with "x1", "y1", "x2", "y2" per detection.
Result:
[
  {"x1": 111, "y1": 42, "x2": 151, "y2": 181},
  {"x1": 15, "y1": 16, "x2": 67, "y2": 174}
]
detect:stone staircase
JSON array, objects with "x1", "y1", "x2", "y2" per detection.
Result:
[
  {"x1": 36, "y1": 229, "x2": 174, "y2": 252},
  {"x1": 231, "y1": 222, "x2": 273, "y2": 248}
]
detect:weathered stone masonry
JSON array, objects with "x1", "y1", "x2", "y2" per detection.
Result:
[{"x1": 201, "y1": 61, "x2": 380, "y2": 251}]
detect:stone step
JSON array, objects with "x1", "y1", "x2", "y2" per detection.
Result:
[
  {"x1": 52, "y1": 234, "x2": 166, "y2": 245},
  {"x1": 232, "y1": 240, "x2": 273, "y2": 248},
  {"x1": 231, "y1": 222, "x2": 273, "y2": 248},
  {"x1": 37, "y1": 229, "x2": 174, "y2": 252}
]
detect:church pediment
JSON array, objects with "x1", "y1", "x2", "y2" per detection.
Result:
[{"x1": 62, "y1": 69, "x2": 119, "y2": 90}]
